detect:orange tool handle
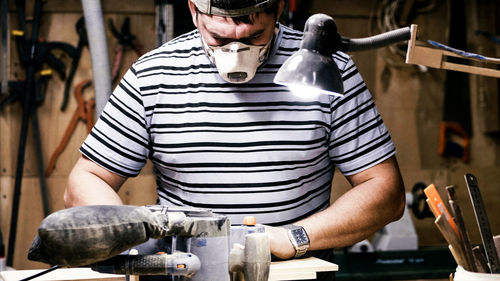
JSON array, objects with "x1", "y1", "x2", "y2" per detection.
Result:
[{"x1": 424, "y1": 184, "x2": 460, "y2": 238}]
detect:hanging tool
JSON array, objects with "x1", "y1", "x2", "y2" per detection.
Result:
[
  {"x1": 109, "y1": 17, "x2": 144, "y2": 83},
  {"x1": 464, "y1": 173, "x2": 500, "y2": 273},
  {"x1": 5, "y1": 0, "x2": 53, "y2": 267},
  {"x1": 60, "y1": 16, "x2": 88, "y2": 111},
  {"x1": 46, "y1": 80, "x2": 95, "y2": 176},
  {"x1": 9, "y1": 32, "x2": 76, "y2": 83}
]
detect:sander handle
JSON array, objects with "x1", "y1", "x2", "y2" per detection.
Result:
[{"x1": 91, "y1": 252, "x2": 201, "y2": 277}]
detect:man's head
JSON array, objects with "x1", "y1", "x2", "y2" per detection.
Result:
[{"x1": 188, "y1": 0, "x2": 285, "y2": 83}]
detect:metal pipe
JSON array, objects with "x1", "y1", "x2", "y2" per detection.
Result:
[{"x1": 81, "y1": 0, "x2": 111, "y2": 118}]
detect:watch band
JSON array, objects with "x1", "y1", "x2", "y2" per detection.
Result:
[{"x1": 283, "y1": 224, "x2": 310, "y2": 258}]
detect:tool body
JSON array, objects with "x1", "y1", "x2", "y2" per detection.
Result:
[{"x1": 28, "y1": 205, "x2": 271, "y2": 281}]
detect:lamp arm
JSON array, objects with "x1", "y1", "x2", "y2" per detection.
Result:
[{"x1": 339, "y1": 26, "x2": 411, "y2": 52}]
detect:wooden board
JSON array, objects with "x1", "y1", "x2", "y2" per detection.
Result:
[
  {"x1": 0, "y1": 257, "x2": 337, "y2": 281},
  {"x1": 269, "y1": 257, "x2": 338, "y2": 281},
  {"x1": 0, "y1": 268, "x2": 125, "y2": 281},
  {"x1": 406, "y1": 25, "x2": 500, "y2": 78}
]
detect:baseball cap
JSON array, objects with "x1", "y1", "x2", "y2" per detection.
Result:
[{"x1": 190, "y1": 0, "x2": 278, "y2": 17}]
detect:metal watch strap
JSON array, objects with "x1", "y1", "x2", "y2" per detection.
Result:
[{"x1": 283, "y1": 224, "x2": 310, "y2": 258}]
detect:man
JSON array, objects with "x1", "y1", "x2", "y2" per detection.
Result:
[{"x1": 65, "y1": 0, "x2": 405, "y2": 279}]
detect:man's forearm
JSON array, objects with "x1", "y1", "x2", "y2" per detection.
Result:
[
  {"x1": 267, "y1": 157, "x2": 405, "y2": 259},
  {"x1": 299, "y1": 175, "x2": 404, "y2": 250},
  {"x1": 299, "y1": 157, "x2": 405, "y2": 251}
]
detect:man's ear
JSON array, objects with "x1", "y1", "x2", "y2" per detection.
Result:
[{"x1": 187, "y1": 0, "x2": 198, "y2": 28}]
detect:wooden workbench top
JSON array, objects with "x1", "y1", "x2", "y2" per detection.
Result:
[{"x1": 0, "y1": 257, "x2": 338, "y2": 281}]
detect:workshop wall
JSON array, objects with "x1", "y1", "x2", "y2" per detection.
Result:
[
  {"x1": 0, "y1": 0, "x2": 159, "y2": 269},
  {"x1": 0, "y1": 0, "x2": 499, "y2": 271}
]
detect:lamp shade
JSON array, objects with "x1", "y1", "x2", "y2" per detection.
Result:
[{"x1": 274, "y1": 14, "x2": 344, "y2": 96}]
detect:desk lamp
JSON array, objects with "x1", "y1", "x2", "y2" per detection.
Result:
[
  {"x1": 274, "y1": 13, "x2": 412, "y2": 97},
  {"x1": 274, "y1": 14, "x2": 344, "y2": 97}
]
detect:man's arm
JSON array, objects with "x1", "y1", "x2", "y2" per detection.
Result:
[
  {"x1": 268, "y1": 156, "x2": 405, "y2": 259},
  {"x1": 64, "y1": 155, "x2": 128, "y2": 207}
]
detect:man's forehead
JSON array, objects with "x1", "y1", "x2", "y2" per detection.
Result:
[
  {"x1": 191, "y1": 0, "x2": 277, "y2": 17},
  {"x1": 207, "y1": 26, "x2": 265, "y2": 40},
  {"x1": 199, "y1": 12, "x2": 272, "y2": 40}
]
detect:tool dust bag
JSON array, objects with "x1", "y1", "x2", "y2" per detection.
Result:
[{"x1": 27, "y1": 205, "x2": 169, "y2": 266}]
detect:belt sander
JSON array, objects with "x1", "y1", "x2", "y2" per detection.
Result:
[{"x1": 27, "y1": 205, "x2": 270, "y2": 281}]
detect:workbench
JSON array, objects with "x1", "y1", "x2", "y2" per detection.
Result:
[{"x1": 0, "y1": 256, "x2": 338, "y2": 281}]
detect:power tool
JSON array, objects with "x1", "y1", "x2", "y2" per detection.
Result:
[{"x1": 28, "y1": 205, "x2": 270, "y2": 281}]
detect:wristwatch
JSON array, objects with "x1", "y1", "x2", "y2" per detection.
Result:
[{"x1": 283, "y1": 224, "x2": 310, "y2": 258}]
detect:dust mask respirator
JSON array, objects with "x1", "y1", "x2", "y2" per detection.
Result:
[{"x1": 202, "y1": 37, "x2": 273, "y2": 83}]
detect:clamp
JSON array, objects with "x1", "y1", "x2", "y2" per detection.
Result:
[
  {"x1": 109, "y1": 17, "x2": 144, "y2": 82},
  {"x1": 45, "y1": 80, "x2": 95, "y2": 176}
]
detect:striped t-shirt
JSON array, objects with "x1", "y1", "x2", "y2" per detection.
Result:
[{"x1": 80, "y1": 24, "x2": 395, "y2": 226}]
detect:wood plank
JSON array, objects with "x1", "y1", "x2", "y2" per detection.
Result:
[
  {"x1": 441, "y1": 61, "x2": 500, "y2": 78},
  {"x1": 0, "y1": 268, "x2": 125, "y2": 281},
  {"x1": 406, "y1": 26, "x2": 500, "y2": 78},
  {"x1": 269, "y1": 256, "x2": 338, "y2": 281},
  {"x1": 269, "y1": 271, "x2": 316, "y2": 281},
  {"x1": 0, "y1": 257, "x2": 336, "y2": 281}
]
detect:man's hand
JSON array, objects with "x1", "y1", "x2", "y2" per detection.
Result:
[{"x1": 265, "y1": 225, "x2": 295, "y2": 259}]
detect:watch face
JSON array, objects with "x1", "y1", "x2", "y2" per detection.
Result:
[{"x1": 291, "y1": 228, "x2": 309, "y2": 244}]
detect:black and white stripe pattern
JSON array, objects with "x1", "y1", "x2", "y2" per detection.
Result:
[{"x1": 81, "y1": 25, "x2": 395, "y2": 225}]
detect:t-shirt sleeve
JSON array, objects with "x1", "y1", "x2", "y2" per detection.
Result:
[
  {"x1": 328, "y1": 55, "x2": 396, "y2": 176},
  {"x1": 80, "y1": 67, "x2": 150, "y2": 177}
]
